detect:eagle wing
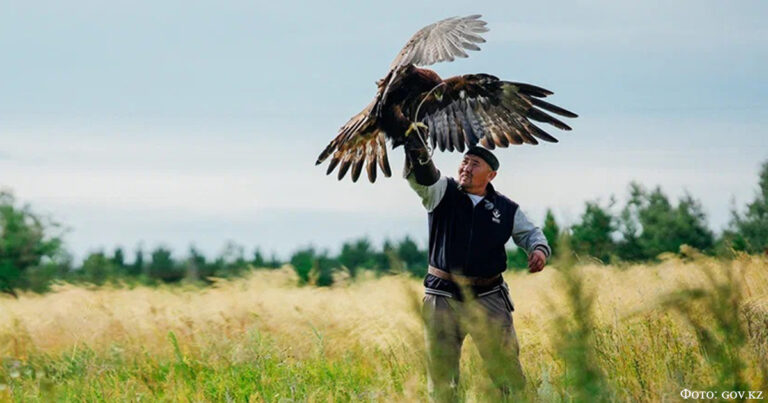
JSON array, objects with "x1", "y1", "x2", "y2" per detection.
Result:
[
  {"x1": 378, "y1": 15, "x2": 488, "y2": 115},
  {"x1": 389, "y1": 14, "x2": 488, "y2": 70},
  {"x1": 314, "y1": 98, "x2": 392, "y2": 183},
  {"x1": 317, "y1": 15, "x2": 489, "y2": 183},
  {"x1": 413, "y1": 74, "x2": 578, "y2": 152}
]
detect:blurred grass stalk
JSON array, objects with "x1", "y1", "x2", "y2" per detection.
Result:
[{"x1": 548, "y1": 232, "x2": 612, "y2": 402}]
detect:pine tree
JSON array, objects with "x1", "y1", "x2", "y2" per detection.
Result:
[
  {"x1": 252, "y1": 248, "x2": 266, "y2": 268},
  {"x1": 111, "y1": 247, "x2": 125, "y2": 268},
  {"x1": 617, "y1": 183, "x2": 714, "y2": 260},
  {"x1": 570, "y1": 199, "x2": 617, "y2": 263},
  {"x1": 131, "y1": 246, "x2": 145, "y2": 277},
  {"x1": 542, "y1": 209, "x2": 560, "y2": 257},
  {"x1": 728, "y1": 160, "x2": 768, "y2": 254}
]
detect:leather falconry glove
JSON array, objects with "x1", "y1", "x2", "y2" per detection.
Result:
[{"x1": 403, "y1": 128, "x2": 440, "y2": 186}]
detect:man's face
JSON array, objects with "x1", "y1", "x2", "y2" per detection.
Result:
[{"x1": 458, "y1": 154, "x2": 496, "y2": 191}]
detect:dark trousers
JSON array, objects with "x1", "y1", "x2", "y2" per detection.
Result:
[{"x1": 422, "y1": 286, "x2": 526, "y2": 402}]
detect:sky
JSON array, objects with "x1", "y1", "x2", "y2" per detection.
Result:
[{"x1": 1, "y1": 0, "x2": 766, "y2": 262}]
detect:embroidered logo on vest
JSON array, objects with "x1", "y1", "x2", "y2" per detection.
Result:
[{"x1": 492, "y1": 208, "x2": 501, "y2": 224}]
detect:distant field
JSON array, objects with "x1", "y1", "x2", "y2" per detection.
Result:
[{"x1": 1, "y1": 255, "x2": 767, "y2": 401}]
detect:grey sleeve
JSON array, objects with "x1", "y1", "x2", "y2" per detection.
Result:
[
  {"x1": 511, "y1": 209, "x2": 551, "y2": 258},
  {"x1": 407, "y1": 174, "x2": 448, "y2": 212}
]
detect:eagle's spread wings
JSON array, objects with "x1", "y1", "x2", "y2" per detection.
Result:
[
  {"x1": 413, "y1": 74, "x2": 578, "y2": 152},
  {"x1": 316, "y1": 15, "x2": 489, "y2": 183},
  {"x1": 315, "y1": 15, "x2": 577, "y2": 183}
]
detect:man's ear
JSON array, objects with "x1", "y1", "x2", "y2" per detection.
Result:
[{"x1": 488, "y1": 171, "x2": 497, "y2": 182}]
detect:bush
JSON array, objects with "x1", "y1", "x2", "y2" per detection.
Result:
[
  {"x1": 290, "y1": 247, "x2": 316, "y2": 285},
  {"x1": 148, "y1": 247, "x2": 184, "y2": 283},
  {"x1": 80, "y1": 251, "x2": 118, "y2": 285},
  {"x1": 289, "y1": 247, "x2": 338, "y2": 287},
  {"x1": 339, "y1": 237, "x2": 375, "y2": 278},
  {"x1": 0, "y1": 190, "x2": 66, "y2": 296}
]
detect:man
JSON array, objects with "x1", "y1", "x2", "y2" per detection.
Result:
[{"x1": 403, "y1": 131, "x2": 550, "y2": 401}]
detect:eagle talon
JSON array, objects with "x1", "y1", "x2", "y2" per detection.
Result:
[{"x1": 405, "y1": 121, "x2": 429, "y2": 137}]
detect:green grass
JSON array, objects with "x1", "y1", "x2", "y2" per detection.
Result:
[{"x1": 3, "y1": 329, "x2": 416, "y2": 401}]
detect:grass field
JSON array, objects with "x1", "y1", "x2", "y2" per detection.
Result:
[{"x1": 1, "y1": 254, "x2": 767, "y2": 401}]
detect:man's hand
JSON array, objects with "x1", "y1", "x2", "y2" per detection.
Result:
[{"x1": 528, "y1": 250, "x2": 547, "y2": 273}]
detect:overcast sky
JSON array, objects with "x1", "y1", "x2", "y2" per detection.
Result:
[{"x1": 1, "y1": 0, "x2": 766, "y2": 261}]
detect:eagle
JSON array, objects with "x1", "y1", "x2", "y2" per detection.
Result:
[{"x1": 316, "y1": 15, "x2": 577, "y2": 183}]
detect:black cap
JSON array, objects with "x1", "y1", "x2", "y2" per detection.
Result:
[{"x1": 464, "y1": 146, "x2": 499, "y2": 171}]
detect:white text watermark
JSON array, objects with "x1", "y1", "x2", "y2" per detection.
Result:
[{"x1": 680, "y1": 389, "x2": 764, "y2": 400}]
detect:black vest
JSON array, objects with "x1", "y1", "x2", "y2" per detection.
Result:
[{"x1": 424, "y1": 178, "x2": 519, "y2": 295}]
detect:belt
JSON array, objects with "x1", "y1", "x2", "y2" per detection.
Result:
[{"x1": 428, "y1": 266, "x2": 502, "y2": 287}]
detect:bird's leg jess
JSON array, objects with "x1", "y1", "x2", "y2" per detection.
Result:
[
  {"x1": 405, "y1": 121, "x2": 429, "y2": 138},
  {"x1": 392, "y1": 105, "x2": 415, "y2": 137},
  {"x1": 393, "y1": 104, "x2": 430, "y2": 150}
]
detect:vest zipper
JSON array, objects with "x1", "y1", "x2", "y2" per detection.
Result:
[{"x1": 464, "y1": 199, "x2": 479, "y2": 272}]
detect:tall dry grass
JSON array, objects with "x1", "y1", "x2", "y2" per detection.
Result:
[{"x1": 1, "y1": 254, "x2": 767, "y2": 401}]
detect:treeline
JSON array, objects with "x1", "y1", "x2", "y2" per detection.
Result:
[
  {"x1": 1, "y1": 161, "x2": 766, "y2": 295},
  {"x1": 0, "y1": 217, "x2": 431, "y2": 294},
  {"x1": 564, "y1": 160, "x2": 768, "y2": 263}
]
